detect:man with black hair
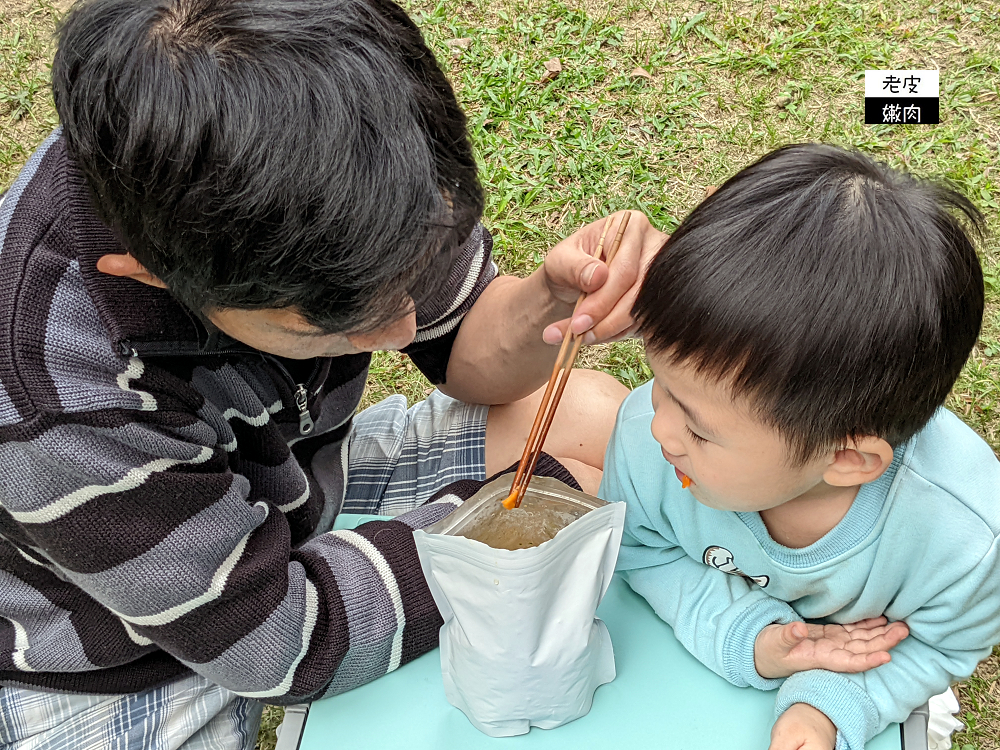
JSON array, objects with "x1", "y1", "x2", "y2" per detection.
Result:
[
  {"x1": 602, "y1": 143, "x2": 1000, "y2": 750},
  {"x1": 0, "y1": 0, "x2": 665, "y2": 746}
]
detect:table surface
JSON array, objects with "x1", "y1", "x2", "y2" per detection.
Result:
[{"x1": 298, "y1": 515, "x2": 904, "y2": 750}]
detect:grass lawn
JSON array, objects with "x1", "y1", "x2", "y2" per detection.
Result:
[{"x1": 2, "y1": 0, "x2": 998, "y2": 748}]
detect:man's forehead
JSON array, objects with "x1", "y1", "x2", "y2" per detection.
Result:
[{"x1": 214, "y1": 306, "x2": 333, "y2": 338}]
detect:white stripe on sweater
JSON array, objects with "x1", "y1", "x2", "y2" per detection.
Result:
[
  {"x1": 276, "y1": 480, "x2": 310, "y2": 513},
  {"x1": 10, "y1": 447, "x2": 215, "y2": 524},
  {"x1": 121, "y1": 620, "x2": 154, "y2": 647},
  {"x1": 413, "y1": 235, "x2": 486, "y2": 337},
  {"x1": 429, "y1": 493, "x2": 462, "y2": 506},
  {"x1": 240, "y1": 579, "x2": 319, "y2": 698},
  {"x1": 221, "y1": 399, "x2": 282, "y2": 428},
  {"x1": 16, "y1": 547, "x2": 46, "y2": 566},
  {"x1": 7, "y1": 617, "x2": 35, "y2": 671},
  {"x1": 331, "y1": 529, "x2": 406, "y2": 672},
  {"x1": 413, "y1": 248, "x2": 498, "y2": 343},
  {"x1": 221, "y1": 406, "x2": 270, "y2": 427},
  {"x1": 117, "y1": 357, "x2": 157, "y2": 411}
]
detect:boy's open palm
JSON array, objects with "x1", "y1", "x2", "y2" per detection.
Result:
[{"x1": 755, "y1": 617, "x2": 909, "y2": 679}]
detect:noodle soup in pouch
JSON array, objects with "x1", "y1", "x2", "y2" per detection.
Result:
[{"x1": 413, "y1": 475, "x2": 625, "y2": 737}]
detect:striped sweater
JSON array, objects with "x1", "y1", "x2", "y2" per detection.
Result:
[{"x1": 0, "y1": 129, "x2": 571, "y2": 701}]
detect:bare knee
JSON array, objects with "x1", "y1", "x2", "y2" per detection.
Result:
[
  {"x1": 553, "y1": 456, "x2": 603, "y2": 495},
  {"x1": 485, "y1": 368, "x2": 629, "y2": 479},
  {"x1": 546, "y1": 368, "x2": 628, "y2": 466}
]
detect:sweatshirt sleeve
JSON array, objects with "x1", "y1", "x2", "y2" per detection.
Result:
[
  {"x1": 600, "y1": 405, "x2": 801, "y2": 691},
  {"x1": 773, "y1": 535, "x2": 1000, "y2": 750}
]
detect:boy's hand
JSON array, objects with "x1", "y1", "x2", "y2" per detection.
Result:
[
  {"x1": 769, "y1": 703, "x2": 837, "y2": 750},
  {"x1": 755, "y1": 617, "x2": 909, "y2": 679}
]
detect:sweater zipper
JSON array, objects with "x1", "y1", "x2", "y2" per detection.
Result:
[
  {"x1": 121, "y1": 339, "x2": 322, "y2": 436},
  {"x1": 265, "y1": 356, "x2": 321, "y2": 436},
  {"x1": 292, "y1": 383, "x2": 315, "y2": 436}
]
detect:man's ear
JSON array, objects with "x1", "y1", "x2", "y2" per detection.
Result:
[
  {"x1": 95, "y1": 254, "x2": 169, "y2": 289},
  {"x1": 823, "y1": 436, "x2": 895, "y2": 487}
]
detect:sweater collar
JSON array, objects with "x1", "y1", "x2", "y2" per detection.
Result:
[{"x1": 62, "y1": 140, "x2": 254, "y2": 358}]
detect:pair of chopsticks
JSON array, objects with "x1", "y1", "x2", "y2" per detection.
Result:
[{"x1": 502, "y1": 211, "x2": 632, "y2": 510}]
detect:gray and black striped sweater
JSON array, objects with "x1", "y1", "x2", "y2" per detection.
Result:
[{"x1": 0, "y1": 130, "x2": 578, "y2": 701}]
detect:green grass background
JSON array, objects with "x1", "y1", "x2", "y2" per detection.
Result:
[{"x1": 1, "y1": 0, "x2": 997, "y2": 747}]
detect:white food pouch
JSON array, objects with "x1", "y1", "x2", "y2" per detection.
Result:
[{"x1": 413, "y1": 475, "x2": 625, "y2": 737}]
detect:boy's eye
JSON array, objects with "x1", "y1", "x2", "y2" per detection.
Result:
[{"x1": 686, "y1": 426, "x2": 708, "y2": 445}]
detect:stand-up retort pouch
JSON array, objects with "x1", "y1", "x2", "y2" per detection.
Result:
[{"x1": 414, "y1": 476, "x2": 625, "y2": 737}]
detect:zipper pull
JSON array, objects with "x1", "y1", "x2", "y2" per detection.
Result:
[{"x1": 294, "y1": 384, "x2": 315, "y2": 435}]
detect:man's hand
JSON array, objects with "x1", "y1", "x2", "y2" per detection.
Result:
[
  {"x1": 755, "y1": 617, "x2": 909, "y2": 680},
  {"x1": 442, "y1": 210, "x2": 665, "y2": 404},
  {"x1": 539, "y1": 211, "x2": 668, "y2": 346},
  {"x1": 769, "y1": 703, "x2": 838, "y2": 750}
]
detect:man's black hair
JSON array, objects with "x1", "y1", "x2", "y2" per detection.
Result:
[
  {"x1": 634, "y1": 143, "x2": 985, "y2": 462},
  {"x1": 53, "y1": 0, "x2": 483, "y2": 332}
]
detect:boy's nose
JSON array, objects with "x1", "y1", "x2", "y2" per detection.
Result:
[{"x1": 650, "y1": 414, "x2": 687, "y2": 458}]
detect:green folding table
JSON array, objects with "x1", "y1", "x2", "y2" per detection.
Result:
[{"x1": 281, "y1": 514, "x2": 925, "y2": 750}]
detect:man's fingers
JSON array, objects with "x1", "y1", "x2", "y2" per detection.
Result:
[
  {"x1": 541, "y1": 210, "x2": 665, "y2": 344},
  {"x1": 539, "y1": 217, "x2": 616, "y2": 305},
  {"x1": 571, "y1": 211, "x2": 646, "y2": 330},
  {"x1": 550, "y1": 251, "x2": 609, "y2": 298},
  {"x1": 542, "y1": 319, "x2": 571, "y2": 345},
  {"x1": 581, "y1": 288, "x2": 640, "y2": 344},
  {"x1": 544, "y1": 314, "x2": 640, "y2": 347}
]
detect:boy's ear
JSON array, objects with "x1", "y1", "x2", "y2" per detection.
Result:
[
  {"x1": 96, "y1": 253, "x2": 169, "y2": 289},
  {"x1": 823, "y1": 436, "x2": 895, "y2": 487}
]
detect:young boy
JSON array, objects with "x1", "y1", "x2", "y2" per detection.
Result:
[{"x1": 599, "y1": 144, "x2": 1000, "y2": 750}]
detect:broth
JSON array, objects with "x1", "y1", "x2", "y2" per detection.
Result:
[{"x1": 457, "y1": 493, "x2": 587, "y2": 550}]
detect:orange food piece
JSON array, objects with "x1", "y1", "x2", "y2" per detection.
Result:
[
  {"x1": 502, "y1": 491, "x2": 519, "y2": 510},
  {"x1": 681, "y1": 475, "x2": 692, "y2": 489}
]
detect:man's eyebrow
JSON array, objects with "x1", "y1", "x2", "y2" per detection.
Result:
[{"x1": 661, "y1": 385, "x2": 717, "y2": 437}]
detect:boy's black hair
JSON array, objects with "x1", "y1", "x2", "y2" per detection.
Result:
[
  {"x1": 53, "y1": 0, "x2": 483, "y2": 333},
  {"x1": 634, "y1": 143, "x2": 985, "y2": 462}
]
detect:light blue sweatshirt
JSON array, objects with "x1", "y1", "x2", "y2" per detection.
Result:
[{"x1": 599, "y1": 382, "x2": 1000, "y2": 750}]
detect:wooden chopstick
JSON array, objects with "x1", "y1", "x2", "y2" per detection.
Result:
[{"x1": 502, "y1": 211, "x2": 632, "y2": 510}]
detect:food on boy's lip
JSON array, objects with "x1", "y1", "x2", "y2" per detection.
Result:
[
  {"x1": 674, "y1": 466, "x2": 692, "y2": 489},
  {"x1": 457, "y1": 491, "x2": 588, "y2": 550}
]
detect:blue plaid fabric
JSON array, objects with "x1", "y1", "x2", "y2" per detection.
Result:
[
  {"x1": 344, "y1": 389, "x2": 489, "y2": 516},
  {"x1": 0, "y1": 673, "x2": 262, "y2": 750},
  {"x1": 0, "y1": 390, "x2": 486, "y2": 749}
]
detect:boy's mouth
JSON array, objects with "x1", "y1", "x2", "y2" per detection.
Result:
[{"x1": 661, "y1": 449, "x2": 694, "y2": 489}]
